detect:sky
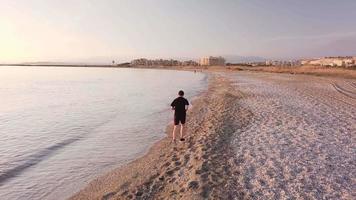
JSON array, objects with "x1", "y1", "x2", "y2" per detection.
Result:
[{"x1": 1, "y1": 0, "x2": 356, "y2": 63}]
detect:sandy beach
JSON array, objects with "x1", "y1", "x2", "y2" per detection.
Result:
[
  {"x1": 227, "y1": 72, "x2": 355, "y2": 199},
  {"x1": 70, "y1": 70, "x2": 355, "y2": 200}
]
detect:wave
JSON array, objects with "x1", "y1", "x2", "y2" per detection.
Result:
[{"x1": 0, "y1": 136, "x2": 83, "y2": 185}]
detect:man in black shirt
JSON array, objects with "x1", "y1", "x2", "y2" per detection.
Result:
[{"x1": 170, "y1": 90, "x2": 189, "y2": 142}]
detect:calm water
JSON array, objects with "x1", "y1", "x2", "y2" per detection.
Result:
[{"x1": 0, "y1": 66, "x2": 207, "y2": 200}]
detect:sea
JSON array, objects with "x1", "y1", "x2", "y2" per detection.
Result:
[{"x1": 0, "y1": 66, "x2": 207, "y2": 200}]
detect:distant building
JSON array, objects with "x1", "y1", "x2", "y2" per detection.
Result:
[
  {"x1": 302, "y1": 56, "x2": 355, "y2": 68},
  {"x1": 344, "y1": 58, "x2": 354, "y2": 66},
  {"x1": 265, "y1": 60, "x2": 301, "y2": 66},
  {"x1": 301, "y1": 60, "x2": 310, "y2": 65},
  {"x1": 130, "y1": 58, "x2": 200, "y2": 67},
  {"x1": 131, "y1": 58, "x2": 149, "y2": 66},
  {"x1": 309, "y1": 59, "x2": 322, "y2": 66},
  {"x1": 333, "y1": 60, "x2": 345, "y2": 67},
  {"x1": 302, "y1": 56, "x2": 356, "y2": 67},
  {"x1": 200, "y1": 56, "x2": 225, "y2": 66},
  {"x1": 182, "y1": 60, "x2": 199, "y2": 66}
]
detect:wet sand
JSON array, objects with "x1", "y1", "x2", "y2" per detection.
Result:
[
  {"x1": 70, "y1": 71, "x2": 355, "y2": 200},
  {"x1": 70, "y1": 74, "x2": 247, "y2": 199}
]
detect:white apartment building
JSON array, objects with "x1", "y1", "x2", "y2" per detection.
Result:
[
  {"x1": 200, "y1": 56, "x2": 225, "y2": 66},
  {"x1": 344, "y1": 59, "x2": 354, "y2": 66},
  {"x1": 309, "y1": 60, "x2": 322, "y2": 65},
  {"x1": 301, "y1": 60, "x2": 310, "y2": 65}
]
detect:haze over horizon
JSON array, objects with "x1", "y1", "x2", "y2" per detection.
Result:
[{"x1": 1, "y1": 0, "x2": 356, "y2": 63}]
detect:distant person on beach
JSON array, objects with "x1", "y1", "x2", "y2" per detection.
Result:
[{"x1": 170, "y1": 90, "x2": 189, "y2": 142}]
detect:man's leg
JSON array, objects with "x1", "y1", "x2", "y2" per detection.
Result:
[
  {"x1": 180, "y1": 124, "x2": 185, "y2": 141},
  {"x1": 172, "y1": 125, "x2": 177, "y2": 141},
  {"x1": 180, "y1": 114, "x2": 186, "y2": 141},
  {"x1": 180, "y1": 124, "x2": 184, "y2": 139}
]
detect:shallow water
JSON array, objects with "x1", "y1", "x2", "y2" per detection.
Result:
[{"x1": 0, "y1": 66, "x2": 207, "y2": 200}]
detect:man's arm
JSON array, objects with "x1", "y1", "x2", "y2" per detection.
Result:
[
  {"x1": 185, "y1": 99, "x2": 189, "y2": 111},
  {"x1": 171, "y1": 100, "x2": 176, "y2": 110}
]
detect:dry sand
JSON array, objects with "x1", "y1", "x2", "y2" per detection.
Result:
[
  {"x1": 227, "y1": 65, "x2": 356, "y2": 79},
  {"x1": 70, "y1": 71, "x2": 355, "y2": 200},
  {"x1": 227, "y1": 72, "x2": 355, "y2": 199}
]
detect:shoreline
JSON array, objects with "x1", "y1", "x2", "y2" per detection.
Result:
[
  {"x1": 70, "y1": 73, "x2": 250, "y2": 199},
  {"x1": 2, "y1": 64, "x2": 355, "y2": 79}
]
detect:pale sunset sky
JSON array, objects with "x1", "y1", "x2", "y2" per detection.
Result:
[{"x1": 1, "y1": 0, "x2": 356, "y2": 63}]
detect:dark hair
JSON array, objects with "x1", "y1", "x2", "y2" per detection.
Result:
[{"x1": 178, "y1": 90, "x2": 184, "y2": 96}]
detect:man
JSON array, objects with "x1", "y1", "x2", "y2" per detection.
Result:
[{"x1": 170, "y1": 90, "x2": 189, "y2": 142}]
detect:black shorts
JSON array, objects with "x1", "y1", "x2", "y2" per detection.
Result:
[{"x1": 174, "y1": 113, "x2": 186, "y2": 125}]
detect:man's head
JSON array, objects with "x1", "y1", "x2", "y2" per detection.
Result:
[{"x1": 178, "y1": 90, "x2": 184, "y2": 96}]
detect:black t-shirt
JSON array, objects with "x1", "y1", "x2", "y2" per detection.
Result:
[{"x1": 171, "y1": 97, "x2": 189, "y2": 116}]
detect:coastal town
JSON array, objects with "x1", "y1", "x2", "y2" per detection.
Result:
[
  {"x1": 130, "y1": 56, "x2": 226, "y2": 67},
  {"x1": 128, "y1": 56, "x2": 356, "y2": 68}
]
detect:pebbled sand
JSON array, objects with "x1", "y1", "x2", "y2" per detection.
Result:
[
  {"x1": 70, "y1": 71, "x2": 355, "y2": 200},
  {"x1": 227, "y1": 72, "x2": 355, "y2": 199}
]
